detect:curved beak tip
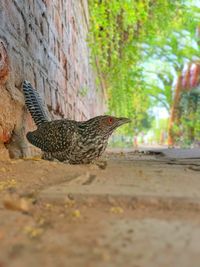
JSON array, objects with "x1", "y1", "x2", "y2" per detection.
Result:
[{"x1": 126, "y1": 118, "x2": 132, "y2": 123}]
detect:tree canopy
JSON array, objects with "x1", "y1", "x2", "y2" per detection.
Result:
[{"x1": 88, "y1": 0, "x2": 200, "y2": 136}]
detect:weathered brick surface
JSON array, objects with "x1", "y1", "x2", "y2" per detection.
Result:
[{"x1": 0, "y1": 0, "x2": 106, "y2": 158}]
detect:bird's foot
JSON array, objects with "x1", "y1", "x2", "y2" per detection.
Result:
[{"x1": 93, "y1": 159, "x2": 107, "y2": 169}]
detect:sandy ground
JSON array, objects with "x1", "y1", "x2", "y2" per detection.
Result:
[{"x1": 0, "y1": 150, "x2": 200, "y2": 267}]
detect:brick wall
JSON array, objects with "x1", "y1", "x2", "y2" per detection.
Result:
[{"x1": 0, "y1": 0, "x2": 106, "y2": 159}]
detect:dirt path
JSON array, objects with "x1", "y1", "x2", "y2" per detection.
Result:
[{"x1": 0, "y1": 150, "x2": 200, "y2": 267}]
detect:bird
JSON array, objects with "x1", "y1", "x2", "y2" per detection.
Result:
[{"x1": 22, "y1": 80, "x2": 131, "y2": 164}]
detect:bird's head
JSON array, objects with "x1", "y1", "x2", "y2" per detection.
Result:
[{"x1": 83, "y1": 115, "x2": 131, "y2": 137}]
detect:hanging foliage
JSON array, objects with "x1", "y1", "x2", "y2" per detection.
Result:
[{"x1": 88, "y1": 0, "x2": 200, "y2": 135}]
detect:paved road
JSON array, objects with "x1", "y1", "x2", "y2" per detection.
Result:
[{"x1": 0, "y1": 150, "x2": 200, "y2": 267}]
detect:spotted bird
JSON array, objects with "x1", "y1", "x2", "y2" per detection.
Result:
[{"x1": 23, "y1": 81, "x2": 131, "y2": 164}]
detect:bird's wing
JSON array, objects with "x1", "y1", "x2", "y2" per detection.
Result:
[{"x1": 26, "y1": 120, "x2": 77, "y2": 153}]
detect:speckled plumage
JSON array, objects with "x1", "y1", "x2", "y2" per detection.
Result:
[{"x1": 23, "y1": 81, "x2": 130, "y2": 164}]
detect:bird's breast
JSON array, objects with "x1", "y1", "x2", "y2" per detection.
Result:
[{"x1": 68, "y1": 135, "x2": 108, "y2": 163}]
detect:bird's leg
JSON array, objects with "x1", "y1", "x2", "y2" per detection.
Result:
[{"x1": 92, "y1": 159, "x2": 108, "y2": 169}]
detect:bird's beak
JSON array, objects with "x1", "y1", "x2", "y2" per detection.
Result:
[{"x1": 117, "y1": 117, "x2": 131, "y2": 127}]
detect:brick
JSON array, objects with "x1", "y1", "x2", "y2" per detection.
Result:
[
  {"x1": 24, "y1": 61, "x2": 35, "y2": 86},
  {"x1": 50, "y1": 85, "x2": 57, "y2": 112},
  {"x1": 35, "y1": 70, "x2": 45, "y2": 99},
  {"x1": 40, "y1": 17, "x2": 49, "y2": 41},
  {"x1": 4, "y1": 1, "x2": 26, "y2": 40},
  {"x1": 10, "y1": 48, "x2": 24, "y2": 88},
  {"x1": 54, "y1": 8, "x2": 62, "y2": 38},
  {"x1": 49, "y1": 29, "x2": 55, "y2": 53},
  {"x1": 0, "y1": 2, "x2": 6, "y2": 30}
]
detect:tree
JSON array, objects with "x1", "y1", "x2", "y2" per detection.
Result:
[{"x1": 88, "y1": 0, "x2": 200, "y2": 136}]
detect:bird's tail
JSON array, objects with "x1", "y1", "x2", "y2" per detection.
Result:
[{"x1": 23, "y1": 80, "x2": 50, "y2": 126}]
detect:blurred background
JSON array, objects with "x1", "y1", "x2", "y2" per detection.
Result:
[{"x1": 88, "y1": 0, "x2": 200, "y2": 149}]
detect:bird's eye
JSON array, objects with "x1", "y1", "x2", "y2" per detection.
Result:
[{"x1": 107, "y1": 117, "x2": 113, "y2": 125}]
